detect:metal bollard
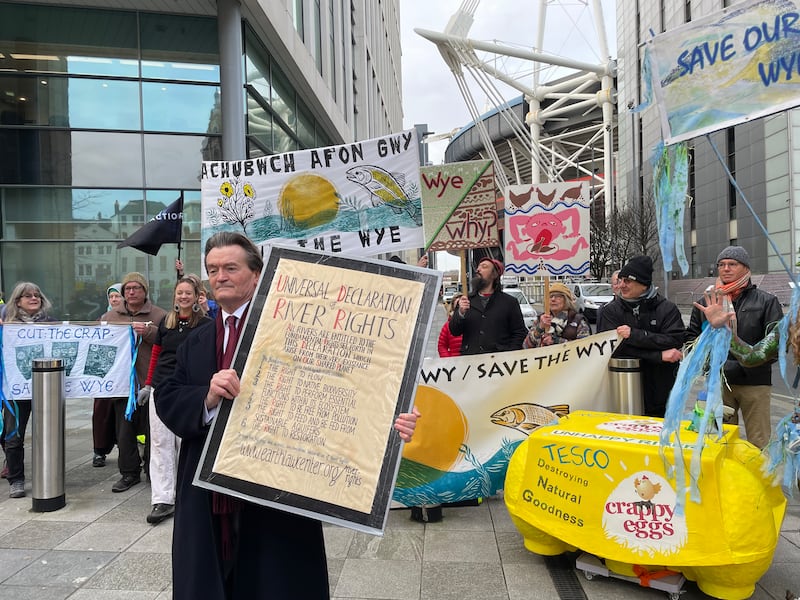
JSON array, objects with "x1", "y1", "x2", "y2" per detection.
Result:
[
  {"x1": 31, "y1": 358, "x2": 65, "y2": 512},
  {"x1": 608, "y1": 358, "x2": 643, "y2": 416}
]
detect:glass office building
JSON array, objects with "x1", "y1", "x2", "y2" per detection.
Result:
[{"x1": 0, "y1": 0, "x2": 402, "y2": 318}]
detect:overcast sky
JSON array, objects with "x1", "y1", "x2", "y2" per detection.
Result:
[{"x1": 399, "y1": 0, "x2": 617, "y2": 164}]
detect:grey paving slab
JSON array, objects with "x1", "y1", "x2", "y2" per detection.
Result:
[
  {"x1": 83, "y1": 552, "x2": 171, "y2": 592},
  {"x1": 3, "y1": 549, "x2": 117, "y2": 588},
  {"x1": 126, "y1": 520, "x2": 173, "y2": 553},
  {"x1": 433, "y1": 504, "x2": 494, "y2": 531},
  {"x1": 0, "y1": 585, "x2": 76, "y2": 600},
  {"x1": 67, "y1": 591, "x2": 161, "y2": 600},
  {"x1": 423, "y1": 529, "x2": 501, "y2": 563},
  {"x1": 0, "y1": 547, "x2": 47, "y2": 582},
  {"x1": 29, "y1": 496, "x2": 120, "y2": 522},
  {"x1": 334, "y1": 558, "x2": 422, "y2": 600},
  {"x1": 420, "y1": 561, "x2": 508, "y2": 600},
  {"x1": 0, "y1": 520, "x2": 87, "y2": 550},
  {"x1": 55, "y1": 522, "x2": 150, "y2": 552},
  {"x1": 502, "y1": 561, "x2": 558, "y2": 600},
  {"x1": 324, "y1": 523, "x2": 356, "y2": 559},
  {"x1": 347, "y1": 528, "x2": 424, "y2": 561}
]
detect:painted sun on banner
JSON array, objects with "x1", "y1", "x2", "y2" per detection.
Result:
[
  {"x1": 393, "y1": 331, "x2": 618, "y2": 507},
  {"x1": 201, "y1": 130, "x2": 424, "y2": 258},
  {"x1": 503, "y1": 182, "x2": 590, "y2": 277},
  {"x1": 419, "y1": 160, "x2": 499, "y2": 251},
  {"x1": 646, "y1": 0, "x2": 800, "y2": 145}
]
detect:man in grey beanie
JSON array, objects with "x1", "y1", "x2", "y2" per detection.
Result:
[{"x1": 686, "y1": 246, "x2": 783, "y2": 448}]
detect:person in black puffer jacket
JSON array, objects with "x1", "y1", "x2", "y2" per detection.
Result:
[
  {"x1": 449, "y1": 256, "x2": 528, "y2": 355},
  {"x1": 597, "y1": 256, "x2": 685, "y2": 418}
]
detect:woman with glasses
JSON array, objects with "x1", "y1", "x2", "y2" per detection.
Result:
[
  {"x1": 1, "y1": 282, "x2": 57, "y2": 498},
  {"x1": 523, "y1": 283, "x2": 590, "y2": 348}
]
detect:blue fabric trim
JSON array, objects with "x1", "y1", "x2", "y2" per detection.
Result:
[
  {"x1": 0, "y1": 327, "x2": 19, "y2": 438},
  {"x1": 125, "y1": 326, "x2": 140, "y2": 421}
]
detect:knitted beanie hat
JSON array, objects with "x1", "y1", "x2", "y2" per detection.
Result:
[
  {"x1": 122, "y1": 272, "x2": 149, "y2": 297},
  {"x1": 716, "y1": 245, "x2": 750, "y2": 268},
  {"x1": 619, "y1": 255, "x2": 653, "y2": 287}
]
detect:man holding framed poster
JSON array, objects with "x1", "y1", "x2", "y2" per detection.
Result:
[{"x1": 156, "y1": 232, "x2": 430, "y2": 600}]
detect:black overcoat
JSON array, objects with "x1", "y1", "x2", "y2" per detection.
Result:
[{"x1": 156, "y1": 320, "x2": 329, "y2": 600}]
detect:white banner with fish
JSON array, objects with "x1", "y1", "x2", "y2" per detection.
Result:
[
  {"x1": 393, "y1": 330, "x2": 618, "y2": 506},
  {"x1": 503, "y1": 182, "x2": 590, "y2": 277},
  {"x1": 1, "y1": 323, "x2": 133, "y2": 400},
  {"x1": 200, "y1": 130, "x2": 424, "y2": 258}
]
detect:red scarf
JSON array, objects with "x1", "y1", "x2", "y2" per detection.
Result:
[{"x1": 714, "y1": 270, "x2": 750, "y2": 302}]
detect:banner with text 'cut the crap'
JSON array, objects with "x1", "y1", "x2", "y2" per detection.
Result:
[
  {"x1": 201, "y1": 130, "x2": 424, "y2": 258},
  {"x1": 2, "y1": 323, "x2": 133, "y2": 400},
  {"x1": 419, "y1": 160, "x2": 499, "y2": 251},
  {"x1": 646, "y1": 0, "x2": 800, "y2": 145}
]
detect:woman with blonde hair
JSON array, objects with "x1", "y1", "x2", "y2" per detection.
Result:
[
  {"x1": 138, "y1": 275, "x2": 212, "y2": 524},
  {"x1": 1, "y1": 282, "x2": 57, "y2": 498}
]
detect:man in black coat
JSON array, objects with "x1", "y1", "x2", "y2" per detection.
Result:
[
  {"x1": 686, "y1": 245, "x2": 782, "y2": 448},
  {"x1": 449, "y1": 256, "x2": 528, "y2": 355},
  {"x1": 597, "y1": 255, "x2": 685, "y2": 417},
  {"x1": 157, "y1": 232, "x2": 420, "y2": 600}
]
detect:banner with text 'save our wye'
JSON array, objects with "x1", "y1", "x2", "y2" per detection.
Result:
[
  {"x1": 646, "y1": 0, "x2": 800, "y2": 145},
  {"x1": 2, "y1": 323, "x2": 133, "y2": 400},
  {"x1": 201, "y1": 130, "x2": 424, "y2": 259}
]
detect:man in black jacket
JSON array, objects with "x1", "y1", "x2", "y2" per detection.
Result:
[
  {"x1": 449, "y1": 256, "x2": 527, "y2": 354},
  {"x1": 597, "y1": 255, "x2": 684, "y2": 417},
  {"x1": 686, "y1": 246, "x2": 782, "y2": 449}
]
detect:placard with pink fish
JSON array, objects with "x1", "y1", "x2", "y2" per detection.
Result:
[{"x1": 503, "y1": 182, "x2": 590, "y2": 277}]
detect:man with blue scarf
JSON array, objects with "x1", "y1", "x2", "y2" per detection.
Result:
[{"x1": 597, "y1": 255, "x2": 685, "y2": 417}]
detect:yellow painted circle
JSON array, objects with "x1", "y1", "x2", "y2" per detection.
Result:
[
  {"x1": 403, "y1": 385, "x2": 468, "y2": 471},
  {"x1": 278, "y1": 173, "x2": 339, "y2": 228}
]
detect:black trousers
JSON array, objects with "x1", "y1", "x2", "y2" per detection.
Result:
[
  {"x1": 92, "y1": 398, "x2": 116, "y2": 456},
  {"x1": 111, "y1": 397, "x2": 144, "y2": 477},
  {"x1": 3, "y1": 399, "x2": 31, "y2": 484}
]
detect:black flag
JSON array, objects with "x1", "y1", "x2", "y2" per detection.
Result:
[{"x1": 117, "y1": 194, "x2": 183, "y2": 256}]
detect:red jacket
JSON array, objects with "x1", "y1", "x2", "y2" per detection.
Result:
[{"x1": 438, "y1": 321, "x2": 462, "y2": 357}]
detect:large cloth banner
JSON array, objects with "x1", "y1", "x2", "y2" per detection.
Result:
[
  {"x1": 503, "y1": 182, "x2": 590, "y2": 276},
  {"x1": 201, "y1": 130, "x2": 424, "y2": 258},
  {"x1": 2, "y1": 324, "x2": 133, "y2": 399},
  {"x1": 647, "y1": 0, "x2": 800, "y2": 145},
  {"x1": 420, "y1": 160, "x2": 499, "y2": 251},
  {"x1": 393, "y1": 330, "x2": 618, "y2": 507}
]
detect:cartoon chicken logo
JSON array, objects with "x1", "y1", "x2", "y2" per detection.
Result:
[{"x1": 633, "y1": 475, "x2": 661, "y2": 510}]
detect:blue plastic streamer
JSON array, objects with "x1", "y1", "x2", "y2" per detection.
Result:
[
  {"x1": 125, "y1": 326, "x2": 140, "y2": 421},
  {"x1": 660, "y1": 324, "x2": 731, "y2": 514},
  {"x1": 0, "y1": 326, "x2": 20, "y2": 439},
  {"x1": 763, "y1": 414, "x2": 800, "y2": 497},
  {"x1": 651, "y1": 141, "x2": 689, "y2": 276}
]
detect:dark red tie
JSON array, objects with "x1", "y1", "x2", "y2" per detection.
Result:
[{"x1": 221, "y1": 315, "x2": 238, "y2": 369}]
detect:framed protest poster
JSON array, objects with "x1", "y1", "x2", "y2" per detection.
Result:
[{"x1": 195, "y1": 244, "x2": 441, "y2": 534}]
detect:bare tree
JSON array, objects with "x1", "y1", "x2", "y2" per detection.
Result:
[{"x1": 590, "y1": 195, "x2": 661, "y2": 278}]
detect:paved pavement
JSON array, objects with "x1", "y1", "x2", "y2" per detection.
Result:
[{"x1": 0, "y1": 307, "x2": 797, "y2": 599}]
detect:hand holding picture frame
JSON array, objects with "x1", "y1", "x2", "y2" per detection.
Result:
[{"x1": 195, "y1": 244, "x2": 441, "y2": 534}]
